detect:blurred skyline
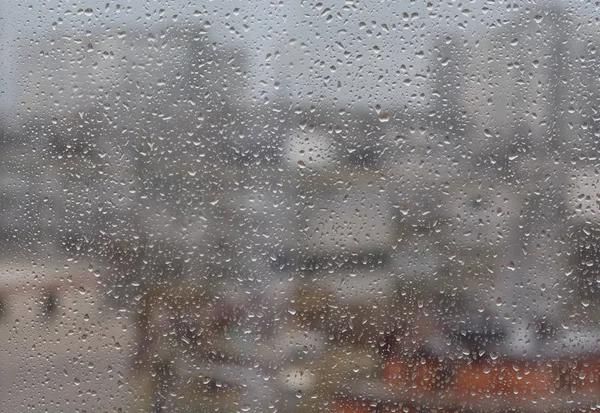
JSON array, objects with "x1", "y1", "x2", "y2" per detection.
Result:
[
  {"x1": 3, "y1": 0, "x2": 597, "y2": 119},
  {"x1": 3, "y1": 1, "x2": 600, "y2": 411}
]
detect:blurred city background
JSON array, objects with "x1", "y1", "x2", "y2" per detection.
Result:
[{"x1": 1, "y1": 0, "x2": 600, "y2": 412}]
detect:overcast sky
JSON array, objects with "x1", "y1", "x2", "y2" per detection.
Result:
[{"x1": 1, "y1": 0, "x2": 596, "y2": 118}]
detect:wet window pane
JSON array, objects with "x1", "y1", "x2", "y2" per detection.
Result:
[{"x1": 2, "y1": 1, "x2": 600, "y2": 412}]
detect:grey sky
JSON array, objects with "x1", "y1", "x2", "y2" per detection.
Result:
[{"x1": 1, "y1": 0, "x2": 594, "y2": 117}]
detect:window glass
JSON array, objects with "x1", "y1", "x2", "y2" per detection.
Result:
[{"x1": 1, "y1": 1, "x2": 600, "y2": 412}]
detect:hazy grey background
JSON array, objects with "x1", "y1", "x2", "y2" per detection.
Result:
[
  {"x1": 4, "y1": 0, "x2": 587, "y2": 117},
  {"x1": 2, "y1": 1, "x2": 600, "y2": 412}
]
